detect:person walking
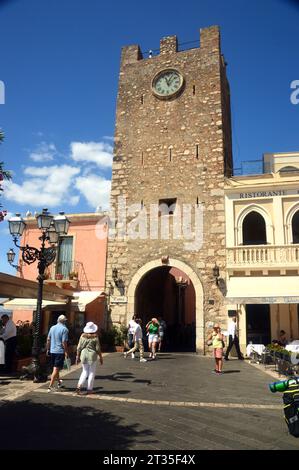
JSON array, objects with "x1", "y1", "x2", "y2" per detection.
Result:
[
  {"x1": 146, "y1": 317, "x2": 160, "y2": 360},
  {"x1": 75, "y1": 322, "x2": 103, "y2": 395},
  {"x1": 46, "y1": 314, "x2": 69, "y2": 392},
  {"x1": 0, "y1": 314, "x2": 17, "y2": 374},
  {"x1": 124, "y1": 318, "x2": 147, "y2": 362},
  {"x1": 208, "y1": 323, "x2": 225, "y2": 374},
  {"x1": 224, "y1": 316, "x2": 244, "y2": 361},
  {"x1": 127, "y1": 315, "x2": 137, "y2": 358},
  {"x1": 157, "y1": 316, "x2": 167, "y2": 352}
]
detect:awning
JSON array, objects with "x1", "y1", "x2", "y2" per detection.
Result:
[
  {"x1": 3, "y1": 298, "x2": 67, "y2": 311},
  {"x1": 72, "y1": 291, "x2": 105, "y2": 312},
  {"x1": 226, "y1": 276, "x2": 299, "y2": 304}
]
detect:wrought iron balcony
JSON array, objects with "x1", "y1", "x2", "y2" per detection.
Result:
[{"x1": 45, "y1": 260, "x2": 83, "y2": 283}]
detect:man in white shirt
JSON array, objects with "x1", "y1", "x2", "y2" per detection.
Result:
[
  {"x1": 124, "y1": 318, "x2": 147, "y2": 362},
  {"x1": 224, "y1": 316, "x2": 244, "y2": 361},
  {"x1": 127, "y1": 315, "x2": 137, "y2": 358},
  {"x1": 0, "y1": 314, "x2": 17, "y2": 373}
]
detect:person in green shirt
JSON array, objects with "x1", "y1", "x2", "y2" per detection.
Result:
[{"x1": 146, "y1": 317, "x2": 160, "y2": 360}]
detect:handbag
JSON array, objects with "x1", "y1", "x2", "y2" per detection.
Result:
[{"x1": 63, "y1": 357, "x2": 71, "y2": 370}]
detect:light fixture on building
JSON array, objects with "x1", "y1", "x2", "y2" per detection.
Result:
[
  {"x1": 8, "y1": 213, "x2": 26, "y2": 237},
  {"x1": 112, "y1": 268, "x2": 118, "y2": 283},
  {"x1": 213, "y1": 263, "x2": 220, "y2": 285},
  {"x1": 6, "y1": 248, "x2": 20, "y2": 272}
]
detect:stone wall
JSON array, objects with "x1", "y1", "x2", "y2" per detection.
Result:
[{"x1": 106, "y1": 25, "x2": 232, "y2": 353}]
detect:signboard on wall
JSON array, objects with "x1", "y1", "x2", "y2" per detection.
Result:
[{"x1": 110, "y1": 296, "x2": 127, "y2": 304}]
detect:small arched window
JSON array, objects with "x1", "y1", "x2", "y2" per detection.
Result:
[{"x1": 242, "y1": 211, "x2": 267, "y2": 245}]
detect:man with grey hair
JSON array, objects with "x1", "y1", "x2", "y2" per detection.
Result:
[{"x1": 46, "y1": 314, "x2": 69, "y2": 392}]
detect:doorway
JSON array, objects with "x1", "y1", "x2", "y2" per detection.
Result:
[
  {"x1": 246, "y1": 304, "x2": 271, "y2": 345},
  {"x1": 135, "y1": 266, "x2": 196, "y2": 351}
]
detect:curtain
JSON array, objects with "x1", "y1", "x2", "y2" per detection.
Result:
[{"x1": 57, "y1": 237, "x2": 73, "y2": 278}]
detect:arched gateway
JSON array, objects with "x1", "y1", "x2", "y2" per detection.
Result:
[{"x1": 127, "y1": 258, "x2": 204, "y2": 353}]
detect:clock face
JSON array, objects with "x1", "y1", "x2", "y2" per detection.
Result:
[{"x1": 152, "y1": 69, "x2": 184, "y2": 99}]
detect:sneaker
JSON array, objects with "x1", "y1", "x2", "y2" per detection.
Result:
[
  {"x1": 140, "y1": 358, "x2": 147, "y2": 362},
  {"x1": 149, "y1": 353, "x2": 152, "y2": 358},
  {"x1": 124, "y1": 352, "x2": 128, "y2": 359},
  {"x1": 47, "y1": 386, "x2": 55, "y2": 393},
  {"x1": 57, "y1": 380, "x2": 63, "y2": 389},
  {"x1": 75, "y1": 387, "x2": 83, "y2": 395},
  {"x1": 131, "y1": 353, "x2": 135, "y2": 359}
]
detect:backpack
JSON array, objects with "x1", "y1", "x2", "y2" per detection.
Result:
[{"x1": 283, "y1": 383, "x2": 299, "y2": 437}]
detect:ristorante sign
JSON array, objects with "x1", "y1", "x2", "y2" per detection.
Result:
[{"x1": 232, "y1": 188, "x2": 299, "y2": 199}]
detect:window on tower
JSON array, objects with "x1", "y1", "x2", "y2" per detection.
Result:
[{"x1": 158, "y1": 198, "x2": 177, "y2": 217}]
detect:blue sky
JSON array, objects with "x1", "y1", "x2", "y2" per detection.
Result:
[{"x1": 0, "y1": 0, "x2": 298, "y2": 274}]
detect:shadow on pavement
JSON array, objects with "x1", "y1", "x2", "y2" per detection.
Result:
[
  {"x1": 0, "y1": 399, "x2": 156, "y2": 450},
  {"x1": 222, "y1": 370, "x2": 241, "y2": 374}
]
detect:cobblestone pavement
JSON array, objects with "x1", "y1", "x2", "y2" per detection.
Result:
[{"x1": 0, "y1": 353, "x2": 298, "y2": 450}]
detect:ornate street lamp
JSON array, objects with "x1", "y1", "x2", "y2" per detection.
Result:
[{"x1": 8, "y1": 208, "x2": 70, "y2": 382}]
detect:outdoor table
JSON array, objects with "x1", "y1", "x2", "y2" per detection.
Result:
[
  {"x1": 286, "y1": 344, "x2": 299, "y2": 353},
  {"x1": 246, "y1": 343, "x2": 265, "y2": 358}
]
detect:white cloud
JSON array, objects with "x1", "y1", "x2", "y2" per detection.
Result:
[
  {"x1": 4, "y1": 165, "x2": 80, "y2": 208},
  {"x1": 29, "y1": 142, "x2": 57, "y2": 162},
  {"x1": 75, "y1": 175, "x2": 111, "y2": 209},
  {"x1": 70, "y1": 141, "x2": 113, "y2": 168}
]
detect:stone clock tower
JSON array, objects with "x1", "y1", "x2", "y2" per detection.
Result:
[{"x1": 106, "y1": 26, "x2": 232, "y2": 353}]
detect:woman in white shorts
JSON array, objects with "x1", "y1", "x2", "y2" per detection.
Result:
[{"x1": 146, "y1": 318, "x2": 160, "y2": 360}]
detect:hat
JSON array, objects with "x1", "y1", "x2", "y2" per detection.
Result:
[
  {"x1": 83, "y1": 322, "x2": 98, "y2": 334},
  {"x1": 57, "y1": 314, "x2": 67, "y2": 323}
]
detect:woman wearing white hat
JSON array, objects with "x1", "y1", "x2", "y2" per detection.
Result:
[{"x1": 75, "y1": 322, "x2": 103, "y2": 394}]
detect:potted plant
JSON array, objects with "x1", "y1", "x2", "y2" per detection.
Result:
[
  {"x1": 69, "y1": 271, "x2": 78, "y2": 280},
  {"x1": 113, "y1": 324, "x2": 128, "y2": 352},
  {"x1": 55, "y1": 273, "x2": 63, "y2": 280}
]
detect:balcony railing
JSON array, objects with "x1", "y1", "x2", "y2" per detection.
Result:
[
  {"x1": 45, "y1": 260, "x2": 83, "y2": 282},
  {"x1": 227, "y1": 245, "x2": 299, "y2": 269}
]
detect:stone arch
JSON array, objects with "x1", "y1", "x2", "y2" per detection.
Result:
[
  {"x1": 235, "y1": 205, "x2": 273, "y2": 245},
  {"x1": 127, "y1": 258, "x2": 204, "y2": 352},
  {"x1": 285, "y1": 203, "x2": 299, "y2": 244}
]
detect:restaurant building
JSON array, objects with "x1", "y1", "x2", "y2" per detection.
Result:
[{"x1": 225, "y1": 151, "x2": 299, "y2": 353}]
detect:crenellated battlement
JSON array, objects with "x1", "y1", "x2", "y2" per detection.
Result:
[{"x1": 120, "y1": 25, "x2": 220, "y2": 65}]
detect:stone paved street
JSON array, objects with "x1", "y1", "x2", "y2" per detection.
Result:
[{"x1": 0, "y1": 353, "x2": 298, "y2": 450}]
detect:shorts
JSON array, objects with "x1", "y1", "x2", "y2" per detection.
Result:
[
  {"x1": 51, "y1": 353, "x2": 65, "y2": 369},
  {"x1": 213, "y1": 348, "x2": 223, "y2": 359},
  {"x1": 148, "y1": 334, "x2": 159, "y2": 343}
]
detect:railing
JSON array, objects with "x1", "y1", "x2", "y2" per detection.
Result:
[
  {"x1": 227, "y1": 245, "x2": 299, "y2": 268},
  {"x1": 45, "y1": 260, "x2": 83, "y2": 282}
]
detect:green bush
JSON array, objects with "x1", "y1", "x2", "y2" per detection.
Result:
[
  {"x1": 100, "y1": 324, "x2": 128, "y2": 347},
  {"x1": 16, "y1": 335, "x2": 33, "y2": 358}
]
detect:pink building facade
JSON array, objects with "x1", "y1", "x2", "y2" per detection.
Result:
[{"x1": 7, "y1": 213, "x2": 108, "y2": 337}]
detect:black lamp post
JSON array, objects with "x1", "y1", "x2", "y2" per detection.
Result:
[{"x1": 8, "y1": 209, "x2": 70, "y2": 382}]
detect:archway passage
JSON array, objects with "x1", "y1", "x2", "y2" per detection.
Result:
[
  {"x1": 242, "y1": 211, "x2": 267, "y2": 245},
  {"x1": 135, "y1": 266, "x2": 196, "y2": 352}
]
